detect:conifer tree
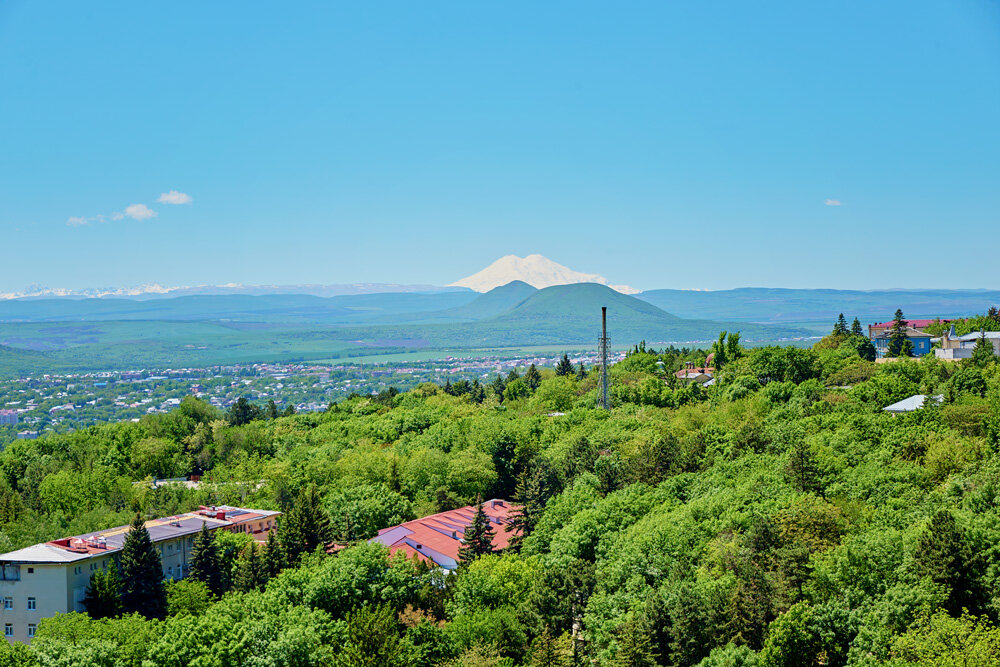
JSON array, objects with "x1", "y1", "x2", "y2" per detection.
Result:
[
  {"x1": 281, "y1": 484, "x2": 333, "y2": 564},
  {"x1": 576, "y1": 362, "x2": 587, "y2": 380},
  {"x1": 529, "y1": 627, "x2": 573, "y2": 667},
  {"x1": 508, "y1": 465, "x2": 554, "y2": 551},
  {"x1": 833, "y1": 313, "x2": 849, "y2": 336},
  {"x1": 507, "y1": 368, "x2": 521, "y2": 383},
  {"x1": 470, "y1": 379, "x2": 486, "y2": 404},
  {"x1": 524, "y1": 364, "x2": 542, "y2": 391},
  {"x1": 611, "y1": 616, "x2": 658, "y2": 667},
  {"x1": 972, "y1": 331, "x2": 995, "y2": 367},
  {"x1": 83, "y1": 561, "x2": 122, "y2": 619},
  {"x1": 119, "y1": 513, "x2": 167, "y2": 620},
  {"x1": 851, "y1": 317, "x2": 863, "y2": 337},
  {"x1": 459, "y1": 497, "x2": 496, "y2": 562},
  {"x1": 888, "y1": 309, "x2": 909, "y2": 357},
  {"x1": 490, "y1": 374, "x2": 507, "y2": 401},
  {"x1": 785, "y1": 439, "x2": 821, "y2": 495},
  {"x1": 189, "y1": 522, "x2": 224, "y2": 596},
  {"x1": 555, "y1": 354, "x2": 574, "y2": 377},
  {"x1": 234, "y1": 544, "x2": 266, "y2": 593},
  {"x1": 913, "y1": 510, "x2": 980, "y2": 615},
  {"x1": 261, "y1": 528, "x2": 286, "y2": 579}
]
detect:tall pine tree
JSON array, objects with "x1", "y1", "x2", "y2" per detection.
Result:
[
  {"x1": 119, "y1": 513, "x2": 167, "y2": 619},
  {"x1": 888, "y1": 309, "x2": 909, "y2": 357},
  {"x1": 234, "y1": 544, "x2": 266, "y2": 593},
  {"x1": 261, "y1": 529, "x2": 286, "y2": 579},
  {"x1": 555, "y1": 354, "x2": 574, "y2": 377},
  {"x1": 850, "y1": 317, "x2": 863, "y2": 337},
  {"x1": 83, "y1": 561, "x2": 122, "y2": 619},
  {"x1": 281, "y1": 484, "x2": 333, "y2": 564},
  {"x1": 833, "y1": 314, "x2": 849, "y2": 336},
  {"x1": 508, "y1": 465, "x2": 555, "y2": 551},
  {"x1": 189, "y1": 522, "x2": 224, "y2": 597},
  {"x1": 524, "y1": 364, "x2": 542, "y2": 391},
  {"x1": 459, "y1": 497, "x2": 496, "y2": 562}
]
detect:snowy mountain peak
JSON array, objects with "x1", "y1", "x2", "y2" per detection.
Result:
[{"x1": 449, "y1": 255, "x2": 638, "y2": 294}]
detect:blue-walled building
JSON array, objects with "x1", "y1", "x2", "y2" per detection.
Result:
[{"x1": 871, "y1": 326, "x2": 933, "y2": 358}]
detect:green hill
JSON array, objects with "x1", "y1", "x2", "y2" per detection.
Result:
[{"x1": 446, "y1": 283, "x2": 806, "y2": 347}]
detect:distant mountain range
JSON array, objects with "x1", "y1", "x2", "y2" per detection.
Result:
[
  {"x1": 1, "y1": 255, "x2": 998, "y2": 376},
  {"x1": 0, "y1": 282, "x2": 464, "y2": 301}
]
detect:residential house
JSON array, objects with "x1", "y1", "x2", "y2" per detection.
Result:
[
  {"x1": 936, "y1": 325, "x2": 1000, "y2": 360},
  {"x1": 871, "y1": 326, "x2": 933, "y2": 358}
]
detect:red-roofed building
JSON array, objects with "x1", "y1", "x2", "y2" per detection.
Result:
[
  {"x1": 368, "y1": 499, "x2": 514, "y2": 571},
  {"x1": 868, "y1": 319, "x2": 948, "y2": 337}
]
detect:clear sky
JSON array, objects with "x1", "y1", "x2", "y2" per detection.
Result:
[{"x1": 1, "y1": 1, "x2": 998, "y2": 293}]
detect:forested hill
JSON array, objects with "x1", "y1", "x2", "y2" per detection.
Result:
[{"x1": 2, "y1": 334, "x2": 1000, "y2": 665}]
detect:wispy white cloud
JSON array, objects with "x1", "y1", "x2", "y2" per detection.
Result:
[
  {"x1": 68, "y1": 189, "x2": 188, "y2": 226},
  {"x1": 825, "y1": 199, "x2": 843, "y2": 206},
  {"x1": 124, "y1": 203, "x2": 156, "y2": 221},
  {"x1": 157, "y1": 190, "x2": 192, "y2": 205}
]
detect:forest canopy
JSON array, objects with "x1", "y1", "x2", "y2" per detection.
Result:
[{"x1": 1, "y1": 326, "x2": 1000, "y2": 666}]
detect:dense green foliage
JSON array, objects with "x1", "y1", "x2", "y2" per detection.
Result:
[{"x1": 2, "y1": 328, "x2": 1000, "y2": 665}]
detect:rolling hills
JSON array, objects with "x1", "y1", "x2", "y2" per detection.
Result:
[{"x1": 0, "y1": 283, "x2": 808, "y2": 375}]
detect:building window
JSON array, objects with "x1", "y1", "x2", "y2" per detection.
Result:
[
  {"x1": 27, "y1": 624, "x2": 35, "y2": 638},
  {"x1": 3, "y1": 598, "x2": 11, "y2": 610},
  {"x1": 27, "y1": 598, "x2": 35, "y2": 611},
  {"x1": 3, "y1": 624, "x2": 11, "y2": 638},
  {"x1": 26, "y1": 568, "x2": 33, "y2": 574},
  {"x1": 73, "y1": 566, "x2": 82, "y2": 575}
]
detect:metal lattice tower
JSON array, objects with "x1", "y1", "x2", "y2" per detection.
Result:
[{"x1": 598, "y1": 306, "x2": 610, "y2": 410}]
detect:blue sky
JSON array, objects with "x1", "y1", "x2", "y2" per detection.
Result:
[{"x1": 1, "y1": 1, "x2": 998, "y2": 293}]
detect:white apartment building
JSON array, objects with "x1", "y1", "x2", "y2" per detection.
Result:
[{"x1": 0, "y1": 505, "x2": 279, "y2": 643}]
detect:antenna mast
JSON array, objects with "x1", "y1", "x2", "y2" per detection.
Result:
[{"x1": 599, "y1": 306, "x2": 610, "y2": 410}]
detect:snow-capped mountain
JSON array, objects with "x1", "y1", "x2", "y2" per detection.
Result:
[{"x1": 449, "y1": 254, "x2": 638, "y2": 294}]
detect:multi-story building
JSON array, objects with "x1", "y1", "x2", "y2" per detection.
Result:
[
  {"x1": 0, "y1": 411, "x2": 17, "y2": 427},
  {"x1": 0, "y1": 505, "x2": 279, "y2": 643}
]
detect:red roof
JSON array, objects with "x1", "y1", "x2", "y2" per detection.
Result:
[
  {"x1": 369, "y1": 499, "x2": 514, "y2": 569},
  {"x1": 870, "y1": 319, "x2": 948, "y2": 330}
]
